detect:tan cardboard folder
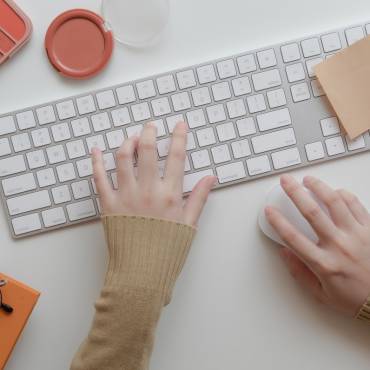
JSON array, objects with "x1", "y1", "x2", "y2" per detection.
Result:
[{"x1": 0, "y1": 273, "x2": 40, "y2": 369}]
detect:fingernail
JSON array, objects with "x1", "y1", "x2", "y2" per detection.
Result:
[
  {"x1": 303, "y1": 176, "x2": 314, "y2": 185},
  {"x1": 280, "y1": 174, "x2": 292, "y2": 186},
  {"x1": 211, "y1": 176, "x2": 218, "y2": 186},
  {"x1": 264, "y1": 206, "x2": 273, "y2": 217}
]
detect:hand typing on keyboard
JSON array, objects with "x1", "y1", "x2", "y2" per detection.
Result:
[
  {"x1": 91, "y1": 121, "x2": 216, "y2": 226},
  {"x1": 266, "y1": 174, "x2": 370, "y2": 317}
]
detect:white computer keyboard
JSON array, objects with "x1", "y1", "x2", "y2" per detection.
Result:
[{"x1": 1, "y1": 21, "x2": 369, "y2": 238}]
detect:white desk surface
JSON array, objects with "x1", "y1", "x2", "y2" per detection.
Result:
[{"x1": 2, "y1": 1, "x2": 370, "y2": 369}]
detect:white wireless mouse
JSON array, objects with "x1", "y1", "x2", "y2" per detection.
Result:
[{"x1": 258, "y1": 184, "x2": 321, "y2": 247}]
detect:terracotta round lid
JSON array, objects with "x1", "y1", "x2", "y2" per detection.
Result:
[{"x1": 45, "y1": 9, "x2": 113, "y2": 79}]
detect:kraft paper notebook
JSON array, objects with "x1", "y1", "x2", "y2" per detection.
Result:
[{"x1": 0, "y1": 273, "x2": 40, "y2": 369}]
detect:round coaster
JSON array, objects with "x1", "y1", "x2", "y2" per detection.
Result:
[{"x1": 45, "y1": 9, "x2": 113, "y2": 79}]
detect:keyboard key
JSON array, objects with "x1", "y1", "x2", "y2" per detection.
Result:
[
  {"x1": 42, "y1": 208, "x2": 66, "y2": 228},
  {"x1": 91, "y1": 112, "x2": 111, "y2": 132},
  {"x1": 187, "y1": 109, "x2": 206, "y2": 128},
  {"x1": 231, "y1": 139, "x2": 251, "y2": 159},
  {"x1": 186, "y1": 132, "x2": 196, "y2": 150},
  {"x1": 171, "y1": 92, "x2": 191, "y2": 111},
  {"x1": 345, "y1": 27, "x2": 365, "y2": 45},
  {"x1": 56, "y1": 100, "x2": 76, "y2": 120},
  {"x1": 211, "y1": 145, "x2": 231, "y2": 164},
  {"x1": 216, "y1": 122, "x2": 236, "y2": 142},
  {"x1": 321, "y1": 33, "x2": 341, "y2": 52},
  {"x1": 131, "y1": 102, "x2": 151, "y2": 122},
  {"x1": 71, "y1": 117, "x2": 91, "y2": 137},
  {"x1": 66, "y1": 140, "x2": 86, "y2": 159},
  {"x1": 236, "y1": 118, "x2": 256, "y2": 137},
  {"x1": 26, "y1": 150, "x2": 46, "y2": 169},
  {"x1": 76, "y1": 95, "x2": 96, "y2": 115},
  {"x1": 51, "y1": 122, "x2": 71, "y2": 142},
  {"x1": 216, "y1": 162, "x2": 246, "y2": 184},
  {"x1": 320, "y1": 117, "x2": 340, "y2": 136},
  {"x1": 196, "y1": 127, "x2": 216, "y2": 147},
  {"x1": 72, "y1": 180, "x2": 91, "y2": 199},
  {"x1": 7, "y1": 190, "x2": 51, "y2": 216},
  {"x1": 206, "y1": 104, "x2": 227, "y2": 124},
  {"x1": 301, "y1": 38, "x2": 321, "y2": 58},
  {"x1": 231, "y1": 77, "x2": 252, "y2": 96},
  {"x1": 166, "y1": 114, "x2": 184, "y2": 133},
  {"x1": 67, "y1": 199, "x2": 96, "y2": 221},
  {"x1": 86, "y1": 135, "x2": 106, "y2": 153},
  {"x1": 16, "y1": 111, "x2": 36, "y2": 130},
  {"x1": 291, "y1": 82, "x2": 311, "y2": 102},
  {"x1": 196, "y1": 64, "x2": 217, "y2": 84},
  {"x1": 156, "y1": 74, "x2": 176, "y2": 94},
  {"x1": 286, "y1": 63, "x2": 305, "y2": 83},
  {"x1": 52, "y1": 185, "x2": 71, "y2": 204},
  {"x1": 305, "y1": 142, "x2": 325, "y2": 161},
  {"x1": 76, "y1": 158, "x2": 93, "y2": 177},
  {"x1": 151, "y1": 120, "x2": 166, "y2": 137},
  {"x1": 11, "y1": 133, "x2": 31, "y2": 152},
  {"x1": 36, "y1": 105, "x2": 56, "y2": 125},
  {"x1": 116, "y1": 85, "x2": 136, "y2": 104},
  {"x1": 151, "y1": 97, "x2": 171, "y2": 116},
  {"x1": 212, "y1": 82, "x2": 232, "y2": 101},
  {"x1": 267, "y1": 89, "x2": 287, "y2": 109},
  {"x1": 346, "y1": 135, "x2": 365, "y2": 151},
  {"x1": 56, "y1": 163, "x2": 76, "y2": 182},
  {"x1": 106, "y1": 129, "x2": 125, "y2": 149},
  {"x1": 217, "y1": 59, "x2": 237, "y2": 79},
  {"x1": 281, "y1": 43, "x2": 301, "y2": 63},
  {"x1": 0, "y1": 138, "x2": 11, "y2": 157},
  {"x1": 12, "y1": 213, "x2": 41, "y2": 235},
  {"x1": 226, "y1": 99, "x2": 247, "y2": 119},
  {"x1": 127, "y1": 124, "x2": 144, "y2": 138},
  {"x1": 306, "y1": 57, "x2": 323, "y2": 78},
  {"x1": 183, "y1": 169, "x2": 214, "y2": 193},
  {"x1": 271, "y1": 147, "x2": 301, "y2": 169},
  {"x1": 257, "y1": 49, "x2": 277, "y2": 69},
  {"x1": 103, "y1": 152, "x2": 116, "y2": 171},
  {"x1": 96, "y1": 90, "x2": 116, "y2": 109},
  {"x1": 252, "y1": 127, "x2": 296, "y2": 154},
  {"x1": 246, "y1": 155, "x2": 271, "y2": 176},
  {"x1": 31, "y1": 128, "x2": 51, "y2": 147},
  {"x1": 257, "y1": 108, "x2": 291, "y2": 132},
  {"x1": 0, "y1": 116, "x2": 16, "y2": 136},
  {"x1": 311, "y1": 79, "x2": 325, "y2": 97},
  {"x1": 252, "y1": 69, "x2": 281, "y2": 91},
  {"x1": 157, "y1": 138, "x2": 171, "y2": 157},
  {"x1": 191, "y1": 87, "x2": 212, "y2": 106},
  {"x1": 2, "y1": 173, "x2": 36, "y2": 196},
  {"x1": 111, "y1": 107, "x2": 131, "y2": 126},
  {"x1": 176, "y1": 70, "x2": 197, "y2": 89},
  {"x1": 0, "y1": 155, "x2": 26, "y2": 177},
  {"x1": 36, "y1": 168, "x2": 56, "y2": 187},
  {"x1": 325, "y1": 136, "x2": 345, "y2": 156},
  {"x1": 136, "y1": 80, "x2": 156, "y2": 99},
  {"x1": 47, "y1": 145, "x2": 67, "y2": 164},
  {"x1": 237, "y1": 54, "x2": 257, "y2": 74},
  {"x1": 191, "y1": 149, "x2": 211, "y2": 169},
  {"x1": 247, "y1": 94, "x2": 266, "y2": 114}
]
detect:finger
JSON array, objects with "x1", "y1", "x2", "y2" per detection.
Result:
[
  {"x1": 280, "y1": 175, "x2": 338, "y2": 241},
  {"x1": 280, "y1": 248, "x2": 327, "y2": 303},
  {"x1": 183, "y1": 176, "x2": 217, "y2": 227},
  {"x1": 116, "y1": 136, "x2": 138, "y2": 188},
  {"x1": 265, "y1": 206, "x2": 324, "y2": 271},
  {"x1": 137, "y1": 122, "x2": 159, "y2": 188},
  {"x1": 303, "y1": 176, "x2": 356, "y2": 229},
  {"x1": 337, "y1": 189, "x2": 370, "y2": 226},
  {"x1": 92, "y1": 147, "x2": 113, "y2": 199},
  {"x1": 165, "y1": 122, "x2": 187, "y2": 190}
]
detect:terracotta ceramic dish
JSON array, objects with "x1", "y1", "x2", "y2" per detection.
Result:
[
  {"x1": 45, "y1": 9, "x2": 114, "y2": 79},
  {"x1": 0, "y1": 0, "x2": 32, "y2": 65}
]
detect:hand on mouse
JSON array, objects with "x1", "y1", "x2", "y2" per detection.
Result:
[
  {"x1": 91, "y1": 121, "x2": 216, "y2": 227},
  {"x1": 265, "y1": 174, "x2": 370, "y2": 317}
]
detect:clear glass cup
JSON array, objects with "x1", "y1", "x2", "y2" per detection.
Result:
[{"x1": 102, "y1": 0, "x2": 170, "y2": 48}]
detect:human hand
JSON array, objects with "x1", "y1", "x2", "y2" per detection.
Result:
[
  {"x1": 265, "y1": 174, "x2": 370, "y2": 317},
  {"x1": 91, "y1": 121, "x2": 216, "y2": 227}
]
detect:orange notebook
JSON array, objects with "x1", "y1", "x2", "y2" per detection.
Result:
[{"x1": 0, "y1": 273, "x2": 40, "y2": 369}]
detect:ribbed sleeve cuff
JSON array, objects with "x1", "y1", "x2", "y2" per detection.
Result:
[
  {"x1": 356, "y1": 296, "x2": 370, "y2": 323},
  {"x1": 101, "y1": 215, "x2": 196, "y2": 302}
]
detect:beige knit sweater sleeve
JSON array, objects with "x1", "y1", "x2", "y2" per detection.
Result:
[{"x1": 70, "y1": 215, "x2": 196, "y2": 370}]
